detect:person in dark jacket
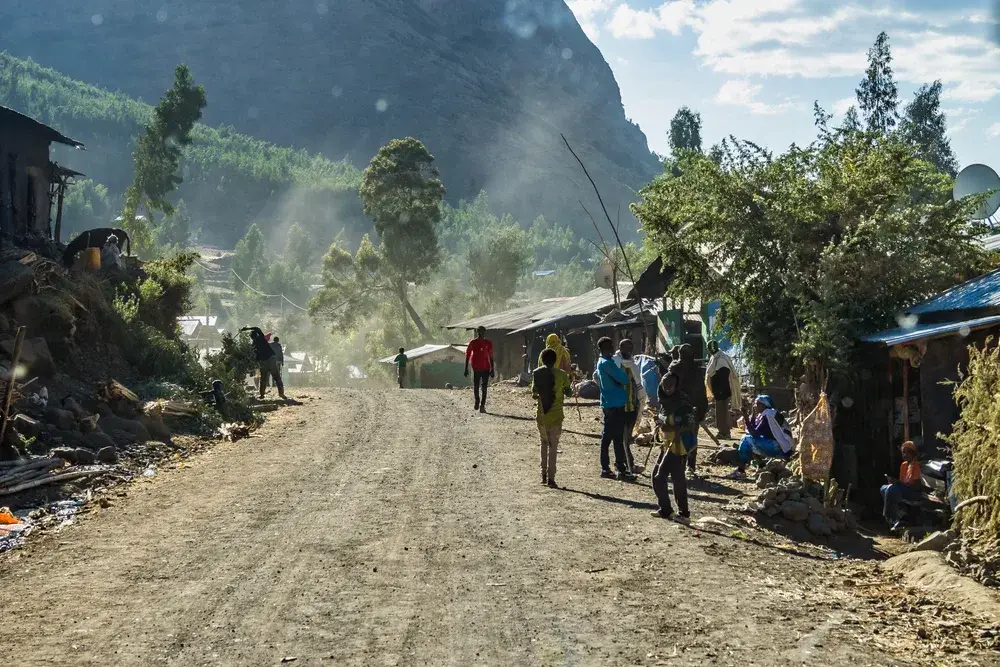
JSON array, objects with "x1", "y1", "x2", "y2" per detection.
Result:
[
  {"x1": 651, "y1": 372, "x2": 696, "y2": 524},
  {"x1": 240, "y1": 326, "x2": 285, "y2": 400},
  {"x1": 667, "y1": 343, "x2": 708, "y2": 476}
]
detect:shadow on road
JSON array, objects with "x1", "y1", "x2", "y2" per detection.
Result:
[{"x1": 558, "y1": 487, "x2": 659, "y2": 512}]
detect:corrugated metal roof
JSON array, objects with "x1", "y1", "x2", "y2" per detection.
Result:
[
  {"x1": 982, "y1": 233, "x2": 1000, "y2": 252},
  {"x1": 0, "y1": 106, "x2": 84, "y2": 148},
  {"x1": 906, "y1": 269, "x2": 1000, "y2": 315},
  {"x1": 862, "y1": 313, "x2": 1000, "y2": 346},
  {"x1": 508, "y1": 284, "x2": 633, "y2": 334},
  {"x1": 378, "y1": 344, "x2": 467, "y2": 364},
  {"x1": 446, "y1": 298, "x2": 572, "y2": 331}
]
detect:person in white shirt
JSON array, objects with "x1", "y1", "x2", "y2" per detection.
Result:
[{"x1": 613, "y1": 338, "x2": 646, "y2": 473}]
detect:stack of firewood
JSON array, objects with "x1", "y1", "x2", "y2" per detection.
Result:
[{"x1": 0, "y1": 457, "x2": 107, "y2": 497}]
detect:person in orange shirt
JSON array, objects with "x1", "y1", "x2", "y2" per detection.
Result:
[{"x1": 879, "y1": 440, "x2": 923, "y2": 531}]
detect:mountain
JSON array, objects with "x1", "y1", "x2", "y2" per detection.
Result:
[{"x1": 2, "y1": 0, "x2": 659, "y2": 238}]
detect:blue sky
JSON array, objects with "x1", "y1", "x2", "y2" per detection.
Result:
[{"x1": 566, "y1": 0, "x2": 1000, "y2": 167}]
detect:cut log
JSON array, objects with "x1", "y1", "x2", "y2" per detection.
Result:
[{"x1": 0, "y1": 469, "x2": 107, "y2": 496}]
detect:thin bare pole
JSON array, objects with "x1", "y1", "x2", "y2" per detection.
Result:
[{"x1": 561, "y1": 134, "x2": 637, "y2": 286}]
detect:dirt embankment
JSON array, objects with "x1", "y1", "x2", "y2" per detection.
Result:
[{"x1": 0, "y1": 388, "x2": 997, "y2": 666}]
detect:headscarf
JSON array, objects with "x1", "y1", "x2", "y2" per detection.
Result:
[
  {"x1": 264, "y1": 332, "x2": 272, "y2": 342},
  {"x1": 657, "y1": 372, "x2": 691, "y2": 417},
  {"x1": 539, "y1": 333, "x2": 571, "y2": 373},
  {"x1": 754, "y1": 395, "x2": 794, "y2": 453}
]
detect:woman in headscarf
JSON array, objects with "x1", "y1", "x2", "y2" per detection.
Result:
[
  {"x1": 725, "y1": 395, "x2": 794, "y2": 480},
  {"x1": 705, "y1": 341, "x2": 741, "y2": 439},
  {"x1": 538, "y1": 333, "x2": 572, "y2": 375},
  {"x1": 880, "y1": 441, "x2": 923, "y2": 531},
  {"x1": 651, "y1": 372, "x2": 697, "y2": 523}
]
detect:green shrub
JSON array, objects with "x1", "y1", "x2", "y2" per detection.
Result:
[{"x1": 945, "y1": 338, "x2": 1000, "y2": 544}]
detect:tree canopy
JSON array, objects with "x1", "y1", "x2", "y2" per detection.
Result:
[
  {"x1": 900, "y1": 81, "x2": 958, "y2": 177},
  {"x1": 313, "y1": 137, "x2": 446, "y2": 339},
  {"x1": 632, "y1": 130, "x2": 987, "y2": 381},
  {"x1": 669, "y1": 107, "x2": 703, "y2": 155},
  {"x1": 122, "y1": 64, "x2": 207, "y2": 253},
  {"x1": 467, "y1": 221, "x2": 531, "y2": 314},
  {"x1": 856, "y1": 31, "x2": 899, "y2": 135}
]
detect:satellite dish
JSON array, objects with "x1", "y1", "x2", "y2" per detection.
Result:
[
  {"x1": 954, "y1": 163, "x2": 1000, "y2": 220},
  {"x1": 594, "y1": 261, "x2": 614, "y2": 289}
]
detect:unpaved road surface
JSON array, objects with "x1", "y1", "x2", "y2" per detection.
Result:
[{"x1": 1, "y1": 388, "x2": 995, "y2": 666}]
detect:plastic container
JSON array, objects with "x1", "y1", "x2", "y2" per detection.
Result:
[{"x1": 83, "y1": 247, "x2": 101, "y2": 271}]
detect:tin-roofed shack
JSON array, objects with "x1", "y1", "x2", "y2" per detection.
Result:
[
  {"x1": 446, "y1": 298, "x2": 572, "y2": 378},
  {"x1": 379, "y1": 344, "x2": 468, "y2": 389},
  {"x1": 0, "y1": 106, "x2": 84, "y2": 245},
  {"x1": 837, "y1": 269, "x2": 1000, "y2": 498}
]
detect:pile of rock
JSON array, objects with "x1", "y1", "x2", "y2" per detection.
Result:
[
  {"x1": 749, "y1": 460, "x2": 857, "y2": 536},
  {"x1": 943, "y1": 535, "x2": 1000, "y2": 589}
]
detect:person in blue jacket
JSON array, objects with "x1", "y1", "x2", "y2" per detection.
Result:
[{"x1": 595, "y1": 337, "x2": 635, "y2": 481}]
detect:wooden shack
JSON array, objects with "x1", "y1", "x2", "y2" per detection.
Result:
[{"x1": 0, "y1": 106, "x2": 84, "y2": 244}]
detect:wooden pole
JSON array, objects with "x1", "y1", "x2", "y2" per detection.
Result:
[
  {"x1": 902, "y1": 360, "x2": 910, "y2": 442},
  {"x1": 54, "y1": 179, "x2": 66, "y2": 244},
  {"x1": 0, "y1": 326, "x2": 26, "y2": 456}
]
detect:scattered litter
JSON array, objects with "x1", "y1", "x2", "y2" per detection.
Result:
[
  {"x1": 585, "y1": 567, "x2": 608, "y2": 574},
  {"x1": 0, "y1": 507, "x2": 18, "y2": 525},
  {"x1": 142, "y1": 466, "x2": 157, "y2": 478},
  {"x1": 281, "y1": 658, "x2": 298, "y2": 664}
]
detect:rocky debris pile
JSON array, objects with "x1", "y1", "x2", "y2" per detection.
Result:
[
  {"x1": 748, "y1": 460, "x2": 857, "y2": 536},
  {"x1": 942, "y1": 535, "x2": 1000, "y2": 589}
]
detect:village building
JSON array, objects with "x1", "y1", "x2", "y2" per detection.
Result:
[
  {"x1": 379, "y1": 343, "x2": 468, "y2": 389},
  {"x1": 0, "y1": 106, "x2": 84, "y2": 245},
  {"x1": 176, "y1": 315, "x2": 223, "y2": 350},
  {"x1": 836, "y1": 269, "x2": 1000, "y2": 499}
]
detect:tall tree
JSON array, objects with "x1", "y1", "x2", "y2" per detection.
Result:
[
  {"x1": 856, "y1": 32, "x2": 899, "y2": 135},
  {"x1": 669, "y1": 107, "x2": 703, "y2": 155},
  {"x1": 900, "y1": 81, "x2": 958, "y2": 176},
  {"x1": 230, "y1": 223, "x2": 267, "y2": 291},
  {"x1": 467, "y1": 220, "x2": 531, "y2": 313},
  {"x1": 284, "y1": 222, "x2": 316, "y2": 268},
  {"x1": 313, "y1": 137, "x2": 445, "y2": 338},
  {"x1": 842, "y1": 106, "x2": 862, "y2": 133},
  {"x1": 122, "y1": 64, "x2": 207, "y2": 253},
  {"x1": 156, "y1": 198, "x2": 192, "y2": 249}
]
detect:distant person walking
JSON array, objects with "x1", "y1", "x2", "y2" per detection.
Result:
[
  {"x1": 596, "y1": 336, "x2": 634, "y2": 481},
  {"x1": 465, "y1": 326, "x2": 495, "y2": 413},
  {"x1": 532, "y1": 348, "x2": 573, "y2": 488},
  {"x1": 393, "y1": 347, "x2": 408, "y2": 389},
  {"x1": 705, "y1": 340, "x2": 740, "y2": 439},
  {"x1": 240, "y1": 326, "x2": 286, "y2": 401}
]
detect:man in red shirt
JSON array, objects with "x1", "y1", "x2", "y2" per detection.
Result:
[{"x1": 465, "y1": 326, "x2": 495, "y2": 413}]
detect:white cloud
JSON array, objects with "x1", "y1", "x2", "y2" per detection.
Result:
[
  {"x1": 567, "y1": 0, "x2": 615, "y2": 20},
  {"x1": 832, "y1": 96, "x2": 855, "y2": 117},
  {"x1": 579, "y1": 20, "x2": 601, "y2": 41},
  {"x1": 989, "y1": 122, "x2": 1000, "y2": 139},
  {"x1": 607, "y1": 1, "x2": 695, "y2": 39},
  {"x1": 943, "y1": 107, "x2": 980, "y2": 134},
  {"x1": 714, "y1": 79, "x2": 801, "y2": 115},
  {"x1": 574, "y1": 0, "x2": 1000, "y2": 103}
]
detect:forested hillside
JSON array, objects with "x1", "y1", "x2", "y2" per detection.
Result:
[
  {"x1": 0, "y1": 53, "x2": 364, "y2": 246},
  {"x1": 2, "y1": 0, "x2": 659, "y2": 238}
]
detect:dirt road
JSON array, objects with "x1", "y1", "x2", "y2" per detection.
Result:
[{"x1": 0, "y1": 388, "x2": 993, "y2": 665}]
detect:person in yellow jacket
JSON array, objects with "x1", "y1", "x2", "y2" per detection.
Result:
[{"x1": 538, "y1": 333, "x2": 572, "y2": 375}]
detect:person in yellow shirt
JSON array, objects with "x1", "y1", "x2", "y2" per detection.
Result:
[
  {"x1": 532, "y1": 348, "x2": 573, "y2": 488},
  {"x1": 880, "y1": 440, "x2": 923, "y2": 531},
  {"x1": 538, "y1": 333, "x2": 572, "y2": 375}
]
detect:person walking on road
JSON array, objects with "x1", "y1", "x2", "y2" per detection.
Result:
[
  {"x1": 393, "y1": 347, "x2": 408, "y2": 389},
  {"x1": 532, "y1": 348, "x2": 573, "y2": 488},
  {"x1": 240, "y1": 326, "x2": 286, "y2": 401},
  {"x1": 705, "y1": 340, "x2": 740, "y2": 439},
  {"x1": 465, "y1": 326, "x2": 495, "y2": 413},
  {"x1": 651, "y1": 372, "x2": 696, "y2": 524},
  {"x1": 596, "y1": 337, "x2": 635, "y2": 481}
]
